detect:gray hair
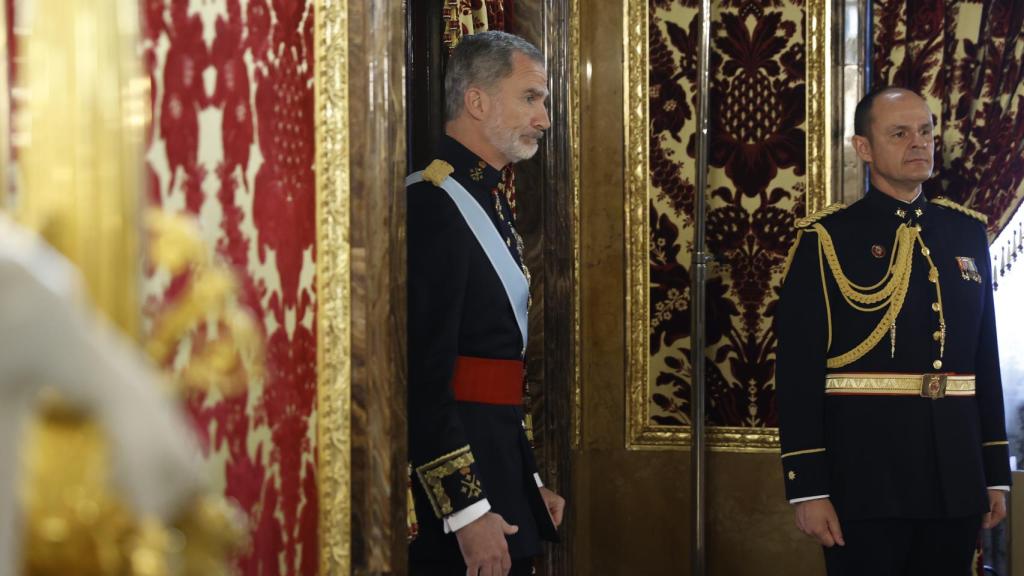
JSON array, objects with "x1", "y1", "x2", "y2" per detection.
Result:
[{"x1": 444, "y1": 31, "x2": 544, "y2": 122}]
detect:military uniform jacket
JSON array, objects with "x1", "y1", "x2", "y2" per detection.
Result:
[
  {"x1": 407, "y1": 136, "x2": 551, "y2": 562},
  {"x1": 776, "y1": 188, "x2": 1011, "y2": 521}
]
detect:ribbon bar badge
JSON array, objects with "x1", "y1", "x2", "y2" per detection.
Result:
[{"x1": 955, "y1": 256, "x2": 981, "y2": 283}]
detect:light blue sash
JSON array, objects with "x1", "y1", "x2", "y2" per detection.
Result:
[{"x1": 407, "y1": 171, "x2": 529, "y2": 349}]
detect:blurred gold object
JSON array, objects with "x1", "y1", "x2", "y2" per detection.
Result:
[
  {"x1": 145, "y1": 211, "x2": 265, "y2": 397},
  {"x1": 22, "y1": 401, "x2": 248, "y2": 576},
  {"x1": 21, "y1": 404, "x2": 134, "y2": 576},
  {"x1": 15, "y1": 0, "x2": 146, "y2": 336},
  {"x1": 11, "y1": 0, "x2": 258, "y2": 574},
  {"x1": 174, "y1": 497, "x2": 249, "y2": 576}
]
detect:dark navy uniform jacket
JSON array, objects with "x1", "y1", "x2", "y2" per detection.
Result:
[
  {"x1": 407, "y1": 136, "x2": 551, "y2": 562},
  {"x1": 776, "y1": 187, "x2": 1011, "y2": 521}
]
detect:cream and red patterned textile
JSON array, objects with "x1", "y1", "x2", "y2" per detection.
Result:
[
  {"x1": 142, "y1": 1, "x2": 317, "y2": 573},
  {"x1": 442, "y1": 0, "x2": 518, "y2": 214},
  {"x1": 873, "y1": 0, "x2": 1024, "y2": 242},
  {"x1": 649, "y1": 0, "x2": 805, "y2": 430},
  {"x1": 443, "y1": 0, "x2": 507, "y2": 50}
]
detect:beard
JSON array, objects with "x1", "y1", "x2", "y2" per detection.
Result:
[{"x1": 484, "y1": 117, "x2": 542, "y2": 164}]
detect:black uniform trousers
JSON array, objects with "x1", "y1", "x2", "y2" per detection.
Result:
[
  {"x1": 823, "y1": 515, "x2": 982, "y2": 576},
  {"x1": 410, "y1": 557, "x2": 536, "y2": 576}
]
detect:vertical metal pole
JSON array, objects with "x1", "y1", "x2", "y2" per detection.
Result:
[{"x1": 690, "y1": 0, "x2": 712, "y2": 574}]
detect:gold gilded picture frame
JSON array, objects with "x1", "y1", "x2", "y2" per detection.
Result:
[
  {"x1": 623, "y1": 0, "x2": 830, "y2": 451},
  {"x1": 314, "y1": 0, "x2": 352, "y2": 572}
]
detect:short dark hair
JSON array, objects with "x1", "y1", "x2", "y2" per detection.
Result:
[
  {"x1": 444, "y1": 31, "x2": 544, "y2": 122},
  {"x1": 854, "y1": 86, "x2": 911, "y2": 137}
]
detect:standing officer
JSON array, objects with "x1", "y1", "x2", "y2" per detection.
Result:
[
  {"x1": 776, "y1": 87, "x2": 1011, "y2": 575},
  {"x1": 406, "y1": 31, "x2": 565, "y2": 576}
]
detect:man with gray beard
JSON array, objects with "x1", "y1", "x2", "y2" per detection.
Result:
[{"x1": 406, "y1": 31, "x2": 564, "y2": 576}]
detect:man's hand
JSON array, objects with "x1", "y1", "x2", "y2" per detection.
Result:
[
  {"x1": 455, "y1": 512, "x2": 518, "y2": 576},
  {"x1": 539, "y1": 486, "x2": 565, "y2": 528},
  {"x1": 982, "y1": 489, "x2": 1007, "y2": 529},
  {"x1": 794, "y1": 498, "x2": 845, "y2": 548}
]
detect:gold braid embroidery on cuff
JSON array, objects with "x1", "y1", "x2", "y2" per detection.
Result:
[{"x1": 415, "y1": 445, "x2": 477, "y2": 518}]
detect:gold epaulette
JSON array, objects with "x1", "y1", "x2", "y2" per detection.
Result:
[
  {"x1": 930, "y1": 197, "x2": 988, "y2": 224},
  {"x1": 795, "y1": 203, "x2": 846, "y2": 228},
  {"x1": 422, "y1": 159, "x2": 454, "y2": 186}
]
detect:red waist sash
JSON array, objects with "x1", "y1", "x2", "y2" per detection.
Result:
[{"x1": 452, "y1": 355, "x2": 524, "y2": 405}]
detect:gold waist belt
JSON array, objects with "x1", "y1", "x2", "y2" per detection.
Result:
[{"x1": 825, "y1": 373, "x2": 975, "y2": 399}]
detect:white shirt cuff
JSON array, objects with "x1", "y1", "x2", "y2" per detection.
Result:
[
  {"x1": 988, "y1": 485, "x2": 1010, "y2": 491},
  {"x1": 789, "y1": 494, "x2": 829, "y2": 504},
  {"x1": 443, "y1": 499, "x2": 491, "y2": 533},
  {"x1": 534, "y1": 473, "x2": 543, "y2": 487}
]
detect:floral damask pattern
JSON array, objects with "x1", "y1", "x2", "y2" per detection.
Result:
[
  {"x1": 442, "y1": 1, "x2": 518, "y2": 213},
  {"x1": 873, "y1": 0, "x2": 1024, "y2": 239},
  {"x1": 444, "y1": 0, "x2": 506, "y2": 50},
  {"x1": 142, "y1": 1, "x2": 317, "y2": 574},
  {"x1": 649, "y1": 0, "x2": 806, "y2": 429}
]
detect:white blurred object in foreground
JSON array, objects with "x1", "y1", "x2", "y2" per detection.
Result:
[{"x1": 0, "y1": 214, "x2": 203, "y2": 576}]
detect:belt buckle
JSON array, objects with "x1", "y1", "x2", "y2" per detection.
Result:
[{"x1": 921, "y1": 374, "x2": 947, "y2": 399}]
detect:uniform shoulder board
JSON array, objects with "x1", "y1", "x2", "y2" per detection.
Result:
[
  {"x1": 795, "y1": 203, "x2": 846, "y2": 229},
  {"x1": 930, "y1": 197, "x2": 988, "y2": 224},
  {"x1": 422, "y1": 159, "x2": 454, "y2": 186}
]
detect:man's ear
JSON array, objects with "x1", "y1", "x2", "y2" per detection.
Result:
[
  {"x1": 851, "y1": 134, "x2": 873, "y2": 164},
  {"x1": 463, "y1": 87, "x2": 489, "y2": 121}
]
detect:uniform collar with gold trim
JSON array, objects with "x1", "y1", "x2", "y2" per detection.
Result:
[
  {"x1": 437, "y1": 136, "x2": 503, "y2": 193},
  {"x1": 864, "y1": 185, "x2": 929, "y2": 223}
]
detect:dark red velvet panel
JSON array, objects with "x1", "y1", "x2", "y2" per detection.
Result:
[
  {"x1": 873, "y1": 0, "x2": 1024, "y2": 238},
  {"x1": 648, "y1": 0, "x2": 806, "y2": 430}
]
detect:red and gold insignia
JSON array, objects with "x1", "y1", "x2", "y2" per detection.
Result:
[
  {"x1": 921, "y1": 374, "x2": 948, "y2": 399},
  {"x1": 871, "y1": 244, "x2": 887, "y2": 259}
]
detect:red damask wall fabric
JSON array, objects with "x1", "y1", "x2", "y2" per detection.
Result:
[
  {"x1": 649, "y1": 0, "x2": 805, "y2": 429},
  {"x1": 873, "y1": 0, "x2": 1024, "y2": 239},
  {"x1": 141, "y1": 1, "x2": 318, "y2": 574}
]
